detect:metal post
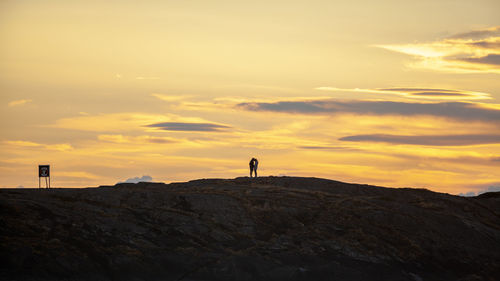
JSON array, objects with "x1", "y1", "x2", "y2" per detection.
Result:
[{"x1": 38, "y1": 165, "x2": 50, "y2": 189}]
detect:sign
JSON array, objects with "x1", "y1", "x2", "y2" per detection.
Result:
[{"x1": 39, "y1": 165, "x2": 50, "y2": 177}]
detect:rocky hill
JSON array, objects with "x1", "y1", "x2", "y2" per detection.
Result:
[{"x1": 1, "y1": 176, "x2": 499, "y2": 281}]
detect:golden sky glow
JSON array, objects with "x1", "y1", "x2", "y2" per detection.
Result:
[{"x1": 1, "y1": 0, "x2": 500, "y2": 195}]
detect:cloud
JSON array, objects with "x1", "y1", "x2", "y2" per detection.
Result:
[
  {"x1": 50, "y1": 144, "x2": 74, "y2": 151},
  {"x1": 58, "y1": 171, "x2": 100, "y2": 179},
  {"x1": 457, "y1": 54, "x2": 500, "y2": 66},
  {"x1": 8, "y1": 99, "x2": 32, "y2": 107},
  {"x1": 151, "y1": 93, "x2": 194, "y2": 102},
  {"x1": 458, "y1": 191, "x2": 476, "y2": 197},
  {"x1": 408, "y1": 92, "x2": 468, "y2": 97},
  {"x1": 98, "y1": 134, "x2": 177, "y2": 144},
  {"x1": 51, "y1": 113, "x2": 225, "y2": 132},
  {"x1": 469, "y1": 40, "x2": 500, "y2": 49},
  {"x1": 119, "y1": 175, "x2": 153, "y2": 184},
  {"x1": 449, "y1": 26, "x2": 500, "y2": 39},
  {"x1": 376, "y1": 26, "x2": 500, "y2": 73},
  {"x1": 315, "y1": 87, "x2": 491, "y2": 100},
  {"x1": 3, "y1": 140, "x2": 42, "y2": 147},
  {"x1": 485, "y1": 186, "x2": 500, "y2": 193},
  {"x1": 145, "y1": 122, "x2": 231, "y2": 132},
  {"x1": 96, "y1": 134, "x2": 213, "y2": 150},
  {"x1": 51, "y1": 113, "x2": 167, "y2": 132},
  {"x1": 339, "y1": 134, "x2": 500, "y2": 146},
  {"x1": 237, "y1": 100, "x2": 500, "y2": 123},
  {"x1": 298, "y1": 146, "x2": 360, "y2": 151},
  {"x1": 2, "y1": 140, "x2": 74, "y2": 152},
  {"x1": 459, "y1": 185, "x2": 500, "y2": 197}
]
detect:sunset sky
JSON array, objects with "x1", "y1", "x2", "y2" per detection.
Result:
[{"x1": 1, "y1": 0, "x2": 499, "y2": 194}]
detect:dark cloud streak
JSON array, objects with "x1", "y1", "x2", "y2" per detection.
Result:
[
  {"x1": 145, "y1": 122, "x2": 231, "y2": 132},
  {"x1": 458, "y1": 54, "x2": 500, "y2": 66},
  {"x1": 378, "y1": 88, "x2": 476, "y2": 98},
  {"x1": 449, "y1": 26, "x2": 500, "y2": 39},
  {"x1": 147, "y1": 137, "x2": 175, "y2": 144},
  {"x1": 469, "y1": 40, "x2": 500, "y2": 49},
  {"x1": 237, "y1": 100, "x2": 500, "y2": 123},
  {"x1": 298, "y1": 146, "x2": 360, "y2": 151},
  {"x1": 378, "y1": 88, "x2": 460, "y2": 93},
  {"x1": 409, "y1": 92, "x2": 468, "y2": 97}
]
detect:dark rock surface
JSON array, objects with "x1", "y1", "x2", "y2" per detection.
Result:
[{"x1": 1, "y1": 176, "x2": 499, "y2": 280}]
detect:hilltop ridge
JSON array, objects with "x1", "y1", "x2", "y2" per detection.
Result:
[{"x1": 1, "y1": 176, "x2": 499, "y2": 280}]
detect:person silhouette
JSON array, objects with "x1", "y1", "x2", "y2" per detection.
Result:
[
  {"x1": 253, "y1": 158, "x2": 258, "y2": 177},
  {"x1": 249, "y1": 158, "x2": 258, "y2": 177},
  {"x1": 249, "y1": 158, "x2": 255, "y2": 177}
]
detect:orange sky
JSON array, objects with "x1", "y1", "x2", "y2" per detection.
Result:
[{"x1": 1, "y1": 0, "x2": 499, "y2": 195}]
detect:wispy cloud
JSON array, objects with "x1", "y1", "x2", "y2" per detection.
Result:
[
  {"x1": 51, "y1": 113, "x2": 222, "y2": 132},
  {"x1": 315, "y1": 87, "x2": 490, "y2": 100},
  {"x1": 3, "y1": 140, "x2": 42, "y2": 147},
  {"x1": 237, "y1": 99, "x2": 500, "y2": 123},
  {"x1": 96, "y1": 134, "x2": 215, "y2": 149},
  {"x1": 449, "y1": 26, "x2": 500, "y2": 39},
  {"x1": 51, "y1": 113, "x2": 169, "y2": 132},
  {"x1": 58, "y1": 171, "x2": 101, "y2": 180},
  {"x1": 50, "y1": 144, "x2": 74, "y2": 152},
  {"x1": 169, "y1": 95, "x2": 334, "y2": 113},
  {"x1": 151, "y1": 93, "x2": 194, "y2": 102},
  {"x1": 98, "y1": 134, "x2": 177, "y2": 144},
  {"x1": 298, "y1": 145, "x2": 360, "y2": 151},
  {"x1": 2, "y1": 140, "x2": 73, "y2": 151},
  {"x1": 459, "y1": 54, "x2": 500, "y2": 66},
  {"x1": 376, "y1": 26, "x2": 500, "y2": 73},
  {"x1": 8, "y1": 99, "x2": 32, "y2": 107},
  {"x1": 339, "y1": 134, "x2": 500, "y2": 146},
  {"x1": 145, "y1": 122, "x2": 231, "y2": 132}
]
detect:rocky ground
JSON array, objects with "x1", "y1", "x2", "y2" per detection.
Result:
[{"x1": 1, "y1": 176, "x2": 499, "y2": 281}]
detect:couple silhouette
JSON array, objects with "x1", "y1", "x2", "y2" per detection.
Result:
[{"x1": 249, "y1": 158, "x2": 259, "y2": 177}]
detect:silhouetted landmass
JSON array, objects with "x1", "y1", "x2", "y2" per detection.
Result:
[{"x1": 1, "y1": 176, "x2": 499, "y2": 280}]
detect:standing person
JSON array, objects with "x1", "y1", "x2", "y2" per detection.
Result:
[
  {"x1": 253, "y1": 158, "x2": 259, "y2": 177},
  {"x1": 249, "y1": 158, "x2": 255, "y2": 177}
]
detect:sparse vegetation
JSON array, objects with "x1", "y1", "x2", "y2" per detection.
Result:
[{"x1": 1, "y1": 177, "x2": 499, "y2": 280}]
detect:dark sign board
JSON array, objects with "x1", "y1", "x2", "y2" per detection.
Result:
[{"x1": 39, "y1": 165, "x2": 50, "y2": 177}]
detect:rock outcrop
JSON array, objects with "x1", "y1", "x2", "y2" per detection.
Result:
[{"x1": 1, "y1": 176, "x2": 499, "y2": 280}]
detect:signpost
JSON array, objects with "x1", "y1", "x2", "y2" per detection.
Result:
[{"x1": 39, "y1": 165, "x2": 50, "y2": 188}]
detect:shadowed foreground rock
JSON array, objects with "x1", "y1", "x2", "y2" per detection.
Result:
[{"x1": 1, "y1": 176, "x2": 499, "y2": 280}]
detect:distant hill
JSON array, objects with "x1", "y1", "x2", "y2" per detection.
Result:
[{"x1": 1, "y1": 176, "x2": 499, "y2": 281}]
